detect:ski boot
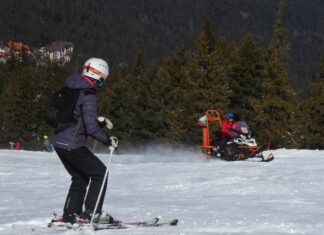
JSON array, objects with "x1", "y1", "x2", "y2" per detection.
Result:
[
  {"x1": 80, "y1": 208, "x2": 119, "y2": 225},
  {"x1": 50, "y1": 212, "x2": 89, "y2": 225},
  {"x1": 50, "y1": 213, "x2": 63, "y2": 223},
  {"x1": 48, "y1": 213, "x2": 77, "y2": 229}
]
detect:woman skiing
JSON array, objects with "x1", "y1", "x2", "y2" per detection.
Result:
[{"x1": 50, "y1": 58, "x2": 118, "y2": 224}]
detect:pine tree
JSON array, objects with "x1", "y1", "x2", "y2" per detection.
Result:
[
  {"x1": 96, "y1": 67, "x2": 134, "y2": 149},
  {"x1": 272, "y1": 1, "x2": 290, "y2": 64},
  {"x1": 0, "y1": 65, "x2": 4, "y2": 93},
  {"x1": 0, "y1": 65, "x2": 6, "y2": 146},
  {"x1": 302, "y1": 59, "x2": 324, "y2": 149},
  {"x1": 102, "y1": 68, "x2": 136, "y2": 149},
  {"x1": 128, "y1": 50, "x2": 149, "y2": 145},
  {"x1": 159, "y1": 48, "x2": 194, "y2": 143},
  {"x1": 131, "y1": 52, "x2": 170, "y2": 145},
  {"x1": 256, "y1": 1, "x2": 299, "y2": 148},
  {"x1": 230, "y1": 33, "x2": 266, "y2": 124},
  {"x1": 0, "y1": 55, "x2": 44, "y2": 149},
  {"x1": 104, "y1": 50, "x2": 155, "y2": 150},
  {"x1": 195, "y1": 20, "x2": 215, "y2": 56},
  {"x1": 179, "y1": 21, "x2": 234, "y2": 145},
  {"x1": 190, "y1": 20, "x2": 232, "y2": 115},
  {"x1": 143, "y1": 61, "x2": 169, "y2": 142}
]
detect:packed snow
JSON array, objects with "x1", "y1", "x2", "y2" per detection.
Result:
[{"x1": 0, "y1": 148, "x2": 323, "y2": 235}]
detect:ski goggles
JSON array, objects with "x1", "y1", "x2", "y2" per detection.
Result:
[{"x1": 96, "y1": 77, "x2": 105, "y2": 88}]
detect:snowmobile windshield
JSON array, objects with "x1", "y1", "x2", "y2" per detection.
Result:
[{"x1": 229, "y1": 121, "x2": 251, "y2": 137}]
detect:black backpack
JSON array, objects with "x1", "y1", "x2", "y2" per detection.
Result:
[{"x1": 44, "y1": 87, "x2": 83, "y2": 130}]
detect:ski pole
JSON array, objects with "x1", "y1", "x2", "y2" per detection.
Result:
[
  {"x1": 92, "y1": 140, "x2": 98, "y2": 152},
  {"x1": 90, "y1": 146, "x2": 114, "y2": 226}
]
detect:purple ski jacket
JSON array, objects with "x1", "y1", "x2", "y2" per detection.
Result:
[{"x1": 50, "y1": 74, "x2": 108, "y2": 150}]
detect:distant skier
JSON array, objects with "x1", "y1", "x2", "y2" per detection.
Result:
[
  {"x1": 42, "y1": 135, "x2": 54, "y2": 152},
  {"x1": 50, "y1": 58, "x2": 118, "y2": 225},
  {"x1": 14, "y1": 139, "x2": 22, "y2": 150},
  {"x1": 9, "y1": 141, "x2": 14, "y2": 150}
]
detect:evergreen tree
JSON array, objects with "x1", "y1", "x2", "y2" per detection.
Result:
[
  {"x1": 130, "y1": 51, "x2": 168, "y2": 145},
  {"x1": 96, "y1": 68, "x2": 129, "y2": 150},
  {"x1": 0, "y1": 65, "x2": 6, "y2": 146},
  {"x1": 0, "y1": 65, "x2": 4, "y2": 93},
  {"x1": 257, "y1": 1, "x2": 299, "y2": 148},
  {"x1": 182, "y1": 21, "x2": 234, "y2": 145},
  {"x1": 230, "y1": 33, "x2": 266, "y2": 124},
  {"x1": 302, "y1": 59, "x2": 324, "y2": 149},
  {"x1": 195, "y1": 20, "x2": 215, "y2": 56},
  {"x1": 101, "y1": 68, "x2": 135, "y2": 149},
  {"x1": 272, "y1": 1, "x2": 290, "y2": 64},
  {"x1": 0, "y1": 54, "x2": 44, "y2": 149},
  {"x1": 143, "y1": 61, "x2": 169, "y2": 141},
  {"x1": 127, "y1": 50, "x2": 148, "y2": 145},
  {"x1": 159, "y1": 48, "x2": 194, "y2": 143},
  {"x1": 190, "y1": 20, "x2": 232, "y2": 115},
  {"x1": 104, "y1": 50, "x2": 154, "y2": 150}
]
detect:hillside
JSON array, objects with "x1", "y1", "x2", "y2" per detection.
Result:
[
  {"x1": 1, "y1": 149, "x2": 324, "y2": 234},
  {"x1": 0, "y1": 0, "x2": 323, "y2": 92}
]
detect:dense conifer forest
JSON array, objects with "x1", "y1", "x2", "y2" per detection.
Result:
[{"x1": 0, "y1": 1, "x2": 323, "y2": 151}]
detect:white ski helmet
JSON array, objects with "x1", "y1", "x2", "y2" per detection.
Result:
[{"x1": 82, "y1": 57, "x2": 109, "y2": 81}]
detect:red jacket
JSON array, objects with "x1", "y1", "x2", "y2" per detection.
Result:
[
  {"x1": 221, "y1": 120, "x2": 235, "y2": 139},
  {"x1": 14, "y1": 141, "x2": 21, "y2": 150}
]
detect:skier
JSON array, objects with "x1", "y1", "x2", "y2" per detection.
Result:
[
  {"x1": 50, "y1": 57, "x2": 118, "y2": 225},
  {"x1": 42, "y1": 135, "x2": 54, "y2": 152},
  {"x1": 9, "y1": 141, "x2": 14, "y2": 150},
  {"x1": 216, "y1": 112, "x2": 237, "y2": 157},
  {"x1": 14, "y1": 139, "x2": 22, "y2": 150}
]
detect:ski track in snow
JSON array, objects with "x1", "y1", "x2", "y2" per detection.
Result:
[{"x1": 0, "y1": 149, "x2": 323, "y2": 235}]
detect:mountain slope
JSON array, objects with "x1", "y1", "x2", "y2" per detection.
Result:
[{"x1": 0, "y1": 149, "x2": 324, "y2": 234}]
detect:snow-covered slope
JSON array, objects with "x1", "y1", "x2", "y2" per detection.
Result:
[{"x1": 0, "y1": 149, "x2": 323, "y2": 235}]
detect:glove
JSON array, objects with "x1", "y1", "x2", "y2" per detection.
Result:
[
  {"x1": 97, "y1": 116, "x2": 113, "y2": 130},
  {"x1": 110, "y1": 136, "x2": 119, "y2": 148},
  {"x1": 105, "y1": 136, "x2": 119, "y2": 150}
]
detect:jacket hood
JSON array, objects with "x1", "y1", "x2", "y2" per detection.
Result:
[{"x1": 65, "y1": 74, "x2": 95, "y2": 89}]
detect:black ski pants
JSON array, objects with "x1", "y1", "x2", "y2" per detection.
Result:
[
  {"x1": 55, "y1": 146, "x2": 107, "y2": 219},
  {"x1": 218, "y1": 137, "x2": 231, "y2": 155}
]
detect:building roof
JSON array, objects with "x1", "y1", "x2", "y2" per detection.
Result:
[
  {"x1": 7, "y1": 40, "x2": 32, "y2": 52},
  {"x1": 45, "y1": 41, "x2": 74, "y2": 52}
]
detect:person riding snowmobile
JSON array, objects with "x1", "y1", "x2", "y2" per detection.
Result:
[
  {"x1": 216, "y1": 112, "x2": 237, "y2": 158},
  {"x1": 200, "y1": 110, "x2": 273, "y2": 162}
]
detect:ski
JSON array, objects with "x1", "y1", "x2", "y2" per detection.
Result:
[
  {"x1": 31, "y1": 217, "x2": 178, "y2": 232},
  {"x1": 258, "y1": 153, "x2": 274, "y2": 162},
  {"x1": 93, "y1": 218, "x2": 178, "y2": 230},
  {"x1": 30, "y1": 221, "x2": 128, "y2": 232},
  {"x1": 116, "y1": 217, "x2": 178, "y2": 227}
]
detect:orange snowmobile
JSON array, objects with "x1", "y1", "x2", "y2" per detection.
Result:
[{"x1": 198, "y1": 110, "x2": 274, "y2": 162}]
